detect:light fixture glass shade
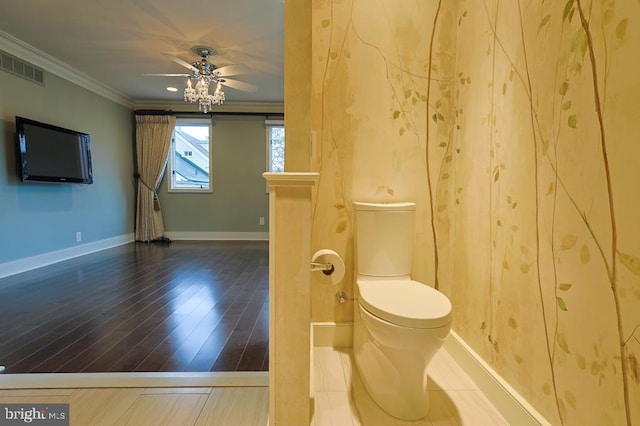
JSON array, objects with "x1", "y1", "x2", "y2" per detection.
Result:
[{"x1": 183, "y1": 76, "x2": 225, "y2": 113}]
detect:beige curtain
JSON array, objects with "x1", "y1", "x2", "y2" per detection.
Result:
[{"x1": 135, "y1": 114, "x2": 176, "y2": 242}]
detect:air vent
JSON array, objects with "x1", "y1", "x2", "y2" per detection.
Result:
[{"x1": 1, "y1": 49, "x2": 45, "y2": 86}]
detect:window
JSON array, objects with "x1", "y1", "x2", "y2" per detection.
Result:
[
  {"x1": 266, "y1": 119, "x2": 285, "y2": 172},
  {"x1": 169, "y1": 118, "x2": 212, "y2": 192}
]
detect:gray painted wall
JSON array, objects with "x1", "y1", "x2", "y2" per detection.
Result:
[
  {"x1": 0, "y1": 70, "x2": 134, "y2": 263},
  {"x1": 160, "y1": 115, "x2": 270, "y2": 233},
  {"x1": 1, "y1": 68, "x2": 272, "y2": 267}
]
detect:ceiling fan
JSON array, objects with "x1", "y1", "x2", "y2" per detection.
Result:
[{"x1": 147, "y1": 46, "x2": 257, "y2": 112}]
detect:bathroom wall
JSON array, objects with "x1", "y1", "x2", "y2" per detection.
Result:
[
  {"x1": 448, "y1": 1, "x2": 640, "y2": 424},
  {"x1": 309, "y1": 0, "x2": 456, "y2": 323},
  {"x1": 304, "y1": 0, "x2": 640, "y2": 424}
]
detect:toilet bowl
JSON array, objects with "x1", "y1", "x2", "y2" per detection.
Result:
[{"x1": 352, "y1": 202, "x2": 452, "y2": 420}]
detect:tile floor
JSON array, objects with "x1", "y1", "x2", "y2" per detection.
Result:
[
  {"x1": 312, "y1": 346, "x2": 509, "y2": 425},
  {"x1": 0, "y1": 387, "x2": 269, "y2": 425}
]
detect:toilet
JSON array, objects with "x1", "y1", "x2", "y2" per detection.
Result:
[{"x1": 352, "y1": 201, "x2": 452, "y2": 420}]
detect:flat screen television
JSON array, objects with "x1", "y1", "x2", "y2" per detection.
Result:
[{"x1": 15, "y1": 116, "x2": 93, "y2": 184}]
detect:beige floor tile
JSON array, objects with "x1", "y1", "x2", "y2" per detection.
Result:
[
  {"x1": 114, "y1": 393, "x2": 208, "y2": 426},
  {"x1": 428, "y1": 390, "x2": 509, "y2": 426},
  {"x1": 349, "y1": 366, "x2": 432, "y2": 426},
  {"x1": 337, "y1": 347, "x2": 357, "y2": 386},
  {"x1": 427, "y1": 350, "x2": 478, "y2": 392},
  {"x1": 314, "y1": 347, "x2": 350, "y2": 392},
  {"x1": 142, "y1": 387, "x2": 212, "y2": 395},
  {"x1": 0, "y1": 395, "x2": 69, "y2": 404},
  {"x1": 313, "y1": 391, "x2": 358, "y2": 426},
  {"x1": 336, "y1": 348, "x2": 505, "y2": 426},
  {"x1": 194, "y1": 387, "x2": 268, "y2": 426},
  {"x1": 0, "y1": 388, "x2": 75, "y2": 397},
  {"x1": 66, "y1": 388, "x2": 143, "y2": 426}
]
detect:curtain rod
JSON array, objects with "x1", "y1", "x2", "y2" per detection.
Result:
[{"x1": 134, "y1": 109, "x2": 284, "y2": 118}]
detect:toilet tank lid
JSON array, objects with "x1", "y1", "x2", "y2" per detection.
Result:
[{"x1": 353, "y1": 201, "x2": 416, "y2": 211}]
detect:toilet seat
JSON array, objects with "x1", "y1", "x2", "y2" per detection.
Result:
[{"x1": 357, "y1": 279, "x2": 451, "y2": 329}]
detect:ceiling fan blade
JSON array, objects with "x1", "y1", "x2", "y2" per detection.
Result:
[
  {"x1": 219, "y1": 78, "x2": 257, "y2": 93},
  {"x1": 161, "y1": 53, "x2": 198, "y2": 72},
  {"x1": 143, "y1": 73, "x2": 190, "y2": 77},
  {"x1": 214, "y1": 64, "x2": 251, "y2": 77}
]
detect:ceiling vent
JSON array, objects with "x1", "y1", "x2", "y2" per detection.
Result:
[{"x1": 1, "y1": 49, "x2": 45, "y2": 86}]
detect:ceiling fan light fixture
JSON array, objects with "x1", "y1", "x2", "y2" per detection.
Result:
[
  {"x1": 155, "y1": 46, "x2": 253, "y2": 113},
  {"x1": 181, "y1": 48, "x2": 225, "y2": 113},
  {"x1": 184, "y1": 75, "x2": 225, "y2": 113}
]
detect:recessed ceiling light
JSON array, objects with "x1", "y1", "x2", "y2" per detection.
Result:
[{"x1": 166, "y1": 86, "x2": 178, "y2": 92}]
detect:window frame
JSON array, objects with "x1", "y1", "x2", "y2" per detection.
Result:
[
  {"x1": 168, "y1": 117, "x2": 213, "y2": 193},
  {"x1": 265, "y1": 119, "x2": 285, "y2": 173}
]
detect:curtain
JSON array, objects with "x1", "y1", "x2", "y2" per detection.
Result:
[{"x1": 135, "y1": 115, "x2": 176, "y2": 242}]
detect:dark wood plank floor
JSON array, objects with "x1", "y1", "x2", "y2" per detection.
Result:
[{"x1": 0, "y1": 240, "x2": 269, "y2": 374}]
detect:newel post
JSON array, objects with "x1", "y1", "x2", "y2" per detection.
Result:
[{"x1": 263, "y1": 172, "x2": 319, "y2": 425}]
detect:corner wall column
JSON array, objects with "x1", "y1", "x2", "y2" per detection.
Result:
[{"x1": 263, "y1": 172, "x2": 319, "y2": 425}]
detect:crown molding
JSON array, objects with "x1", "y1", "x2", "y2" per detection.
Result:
[
  {"x1": 0, "y1": 30, "x2": 134, "y2": 109},
  {"x1": 134, "y1": 99, "x2": 284, "y2": 114},
  {"x1": 0, "y1": 30, "x2": 282, "y2": 113}
]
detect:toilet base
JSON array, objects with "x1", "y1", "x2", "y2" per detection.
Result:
[{"x1": 353, "y1": 303, "x2": 450, "y2": 420}]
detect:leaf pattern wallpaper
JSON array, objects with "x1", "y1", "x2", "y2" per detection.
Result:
[{"x1": 302, "y1": 0, "x2": 639, "y2": 424}]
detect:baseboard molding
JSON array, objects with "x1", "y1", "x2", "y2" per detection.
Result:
[
  {"x1": 444, "y1": 330, "x2": 550, "y2": 426},
  {"x1": 0, "y1": 233, "x2": 135, "y2": 279},
  {"x1": 311, "y1": 322, "x2": 353, "y2": 347},
  {"x1": 0, "y1": 371, "x2": 269, "y2": 389},
  {"x1": 165, "y1": 232, "x2": 269, "y2": 241}
]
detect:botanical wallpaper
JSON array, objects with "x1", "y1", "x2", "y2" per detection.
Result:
[{"x1": 306, "y1": 0, "x2": 639, "y2": 424}]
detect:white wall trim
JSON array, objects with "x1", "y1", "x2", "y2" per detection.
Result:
[
  {"x1": 134, "y1": 100, "x2": 284, "y2": 113},
  {"x1": 165, "y1": 232, "x2": 269, "y2": 241},
  {"x1": 311, "y1": 322, "x2": 353, "y2": 347},
  {"x1": 0, "y1": 371, "x2": 268, "y2": 389},
  {"x1": 0, "y1": 30, "x2": 134, "y2": 108},
  {"x1": 444, "y1": 330, "x2": 550, "y2": 426},
  {"x1": 0, "y1": 233, "x2": 135, "y2": 279}
]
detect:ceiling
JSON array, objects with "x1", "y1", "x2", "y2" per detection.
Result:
[{"x1": 0, "y1": 0, "x2": 284, "y2": 108}]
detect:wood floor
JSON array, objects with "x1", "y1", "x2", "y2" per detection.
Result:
[{"x1": 0, "y1": 241, "x2": 269, "y2": 374}]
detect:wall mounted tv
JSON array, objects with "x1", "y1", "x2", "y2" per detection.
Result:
[{"x1": 15, "y1": 116, "x2": 93, "y2": 184}]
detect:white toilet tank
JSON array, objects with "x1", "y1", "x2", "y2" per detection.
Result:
[{"x1": 353, "y1": 202, "x2": 416, "y2": 277}]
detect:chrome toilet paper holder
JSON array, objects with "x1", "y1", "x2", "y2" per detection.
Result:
[
  {"x1": 310, "y1": 249, "x2": 345, "y2": 285},
  {"x1": 310, "y1": 261, "x2": 335, "y2": 275}
]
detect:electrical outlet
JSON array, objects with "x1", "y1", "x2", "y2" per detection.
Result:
[
  {"x1": 76, "y1": 232, "x2": 82, "y2": 242},
  {"x1": 259, "y1": 217, "x2": 265, "y2": 226}
]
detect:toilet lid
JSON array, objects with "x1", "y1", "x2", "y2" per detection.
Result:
[{"x1": 357, "y1": 279, "x2": 452, "y2": 329}]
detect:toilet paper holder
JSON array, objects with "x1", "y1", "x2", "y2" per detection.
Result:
[
  {"x1": 310, "y1": 249, "x2": 345, "y2": 285},
  {"x1": 310, "y1": 261, "x2": 335, "y2": 275}
]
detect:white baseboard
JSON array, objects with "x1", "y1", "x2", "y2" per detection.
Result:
[
  {"x1": 0, "y1": 371, "x2": 268, "y2": 389},
  {"x1": 165, "y1": 232, "x2": 269, "y2": 241},
  {"x1": 310, "y1": 323, "x2": 549, "y2": 425},
  {"x1": 0, "y1": 233, "x2": 135, "y2": 279},
  {"x1": 311, "y1": 322, "x2": 353, "y2": 347},
  {"x1": 444, "y1": 330, "x2": 550, "y2": 426}
]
